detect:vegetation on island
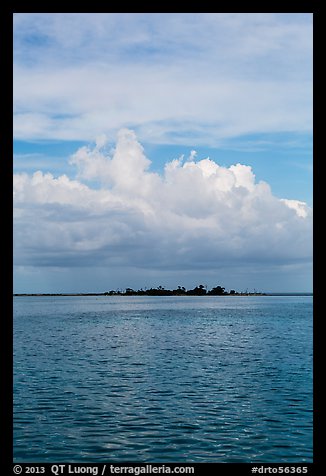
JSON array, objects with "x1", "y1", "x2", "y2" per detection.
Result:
[{"x1": 104, "y1": 285, "x2": 265, "y2": 296}]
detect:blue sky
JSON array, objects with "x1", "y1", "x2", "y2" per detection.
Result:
[{"x1": 13, "y1": 13, "x2": 313, "y2": 293}]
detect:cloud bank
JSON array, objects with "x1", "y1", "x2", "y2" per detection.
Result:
[{"x1": 14, "y1": 130, "x2": 312, "y2": 279}]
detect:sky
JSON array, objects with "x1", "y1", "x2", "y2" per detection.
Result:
[{"x1": 13, "y1": 13, "x2": 313, "y2": 293}]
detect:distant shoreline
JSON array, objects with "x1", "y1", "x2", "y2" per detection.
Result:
[{"x1": 13, "y1": 292, "x2": 312, "y2": 297}]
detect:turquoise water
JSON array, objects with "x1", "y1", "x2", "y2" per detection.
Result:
[{"x1": 13, "y1": 295, "x2": 313, "y2": 463}]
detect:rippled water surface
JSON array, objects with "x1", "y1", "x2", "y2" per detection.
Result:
[{"x1": 14, "y1": 295, "x2": 312, "y2": 462}]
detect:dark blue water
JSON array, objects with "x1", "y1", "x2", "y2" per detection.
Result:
[{"x1": 14, "y1": 296, "x2": 313, "y2": 463}]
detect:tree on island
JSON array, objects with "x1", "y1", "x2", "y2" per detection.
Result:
[
  {"x1": 171, "y1": 286, "x2": 186, "y2": 295},
  {"x1": 186, "y1": 284, "x2": 207, "y2": 296},
  {"x1": 208, "y1": 286, "x2": 226, "y2": 295}
]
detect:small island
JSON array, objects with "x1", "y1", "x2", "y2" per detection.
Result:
[
  {"x1": 104, "y1": 285, "x2": 265, "y2": 296},
  {"x1": 14, "y1": 285, "x2": 266, "y2": 297}
]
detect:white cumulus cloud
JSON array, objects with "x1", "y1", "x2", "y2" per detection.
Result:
[{"x1": 13, "y1": 129, "x2": 312, "y2": 276}]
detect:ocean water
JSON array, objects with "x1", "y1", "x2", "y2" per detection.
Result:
[{"x1": 13, "y1": 295, "x2": 313, "y2": 463}]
